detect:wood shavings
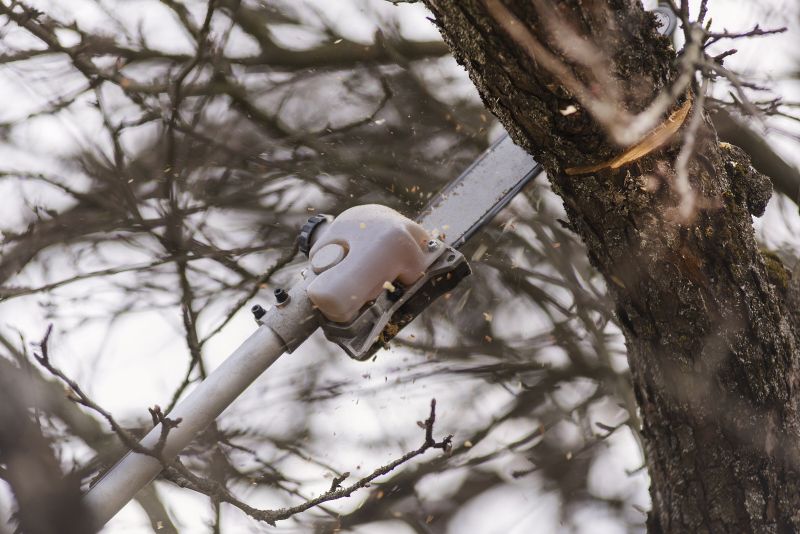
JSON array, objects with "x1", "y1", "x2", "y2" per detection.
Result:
[
  {"x1": 565, "y1": 95, "x2": 693, "y2": 176},
  {"x1": 560, "y1": 104, "x2": 578, "y2": 116},
  {"x1": 471, "y1": 243, "x2": 489, "y2": 261}
]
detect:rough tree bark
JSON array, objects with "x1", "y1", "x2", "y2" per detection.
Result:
[{"x1": 423, "y1": 1, "x2": 800, "y2": 532}]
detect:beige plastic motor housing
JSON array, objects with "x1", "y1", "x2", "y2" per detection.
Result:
[{"x1": 306, "y1": 204, "x2": 440, "y2": 324}]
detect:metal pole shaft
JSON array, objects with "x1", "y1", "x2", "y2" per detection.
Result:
[{"x1": 84, "y1": 283, "x2": 318, "y2": 528}]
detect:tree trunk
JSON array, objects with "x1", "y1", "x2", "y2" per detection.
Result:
[{"x1": 423, "y1": 1, "x2": 800, "y2": 532}]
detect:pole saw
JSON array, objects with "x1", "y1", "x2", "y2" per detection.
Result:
[
  {"x1": 83, "y1": 133, "x2": 541, "y2": 527},
  {"x1": 83, "y1": 4, "x2": 678, "y2": 526}
]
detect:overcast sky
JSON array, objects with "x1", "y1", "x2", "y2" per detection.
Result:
[{"x1": 1, "y1": 1, "x2": 798, "y2": 533}]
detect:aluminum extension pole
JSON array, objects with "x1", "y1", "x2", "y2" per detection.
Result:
[{"x1": 83, "y1": 279, "x2": 319, "y2": 529}]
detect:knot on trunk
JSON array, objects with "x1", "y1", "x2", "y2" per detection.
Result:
[{"x1": 721, "y1": 142, "x2": 773, "y2": 217}]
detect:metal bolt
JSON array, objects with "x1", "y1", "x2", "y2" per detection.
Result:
[
  {"x1": 274, "y1": 288, "x2": 290, "y2": 305},
  {"x1": 427, "y1": 240, "x2": 440, "y2": 252},
  {"x1": 251, "y1": 304, "x2": 266, "y2": 320}
]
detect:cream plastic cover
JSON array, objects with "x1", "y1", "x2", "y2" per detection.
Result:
[{"x1": 306, "y1": 204, "x2": 437, "y2": 324}]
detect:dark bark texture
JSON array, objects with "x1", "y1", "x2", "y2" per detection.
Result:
[{"x1": 423, "y1": 1, "x2": 800, "y2": 532}]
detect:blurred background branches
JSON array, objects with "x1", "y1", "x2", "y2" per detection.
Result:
[{"x1": 0, "y1": 0, "x2": 798, "y2": 532}]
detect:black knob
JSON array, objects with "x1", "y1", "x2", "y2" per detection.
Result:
[
  {"x1": 251, "y1": 304, "x2": 266, "y2": 320},
  {"x1": 298, "y1": 214, "x2": 332, "y2": 256}
]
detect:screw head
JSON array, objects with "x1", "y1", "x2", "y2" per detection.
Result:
[
  {"x1": 427, "y1": 240, "x2": 440, "y2": 252},
  {"x1": 274, "y1": 288, "x2": 290, "y2": 305},
  {"x1": 251, "y1": 304, "x2": 266, "y2": 320}
]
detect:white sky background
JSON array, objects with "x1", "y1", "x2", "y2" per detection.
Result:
[{"x1": 0, "y1": 0, "x2": 798, "y2": 533}]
